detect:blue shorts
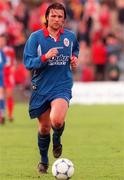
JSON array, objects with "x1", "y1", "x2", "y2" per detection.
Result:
[{"x1": 29, "y1": 90, "x2": 72, "y2": 119}]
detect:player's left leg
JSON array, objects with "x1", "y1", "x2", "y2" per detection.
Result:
[{"x1": 50, "y1": 98, "x2": 68, "y2": 158}]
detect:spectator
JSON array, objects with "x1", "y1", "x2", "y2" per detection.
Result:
[
  {"x1": 106, "y1": 54, "x2": 120, "y2": 81},
  {"x1": 91, "y1": 38, "x2": 107, "y2": 81},
  {"x1": 105, "y1": 33, "x2": 123, "y2": 58},
  {"x1": 99, "y1": 3, "x2": 111, "y2": 36},
  {"x1": 77, "y1": 19, "x2": 91, "y2": 45},
  {"x1": 77, "y1": 40, "x2": 94, "y2": 82},
  {"x1": 117, "y1": 1, "x2": 124, "y2": 24}
]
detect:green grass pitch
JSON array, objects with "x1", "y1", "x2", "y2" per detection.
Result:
[{"x1": 0, "y1": 103, "x2": 124, "y2": 180}]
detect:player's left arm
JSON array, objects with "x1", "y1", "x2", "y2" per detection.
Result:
[
  {"x1": 70, "y1": 56, "x2": 78, "y2": 71},
  {"x1": 70, "y1": 34, "x2": 79, "y2": 71}
]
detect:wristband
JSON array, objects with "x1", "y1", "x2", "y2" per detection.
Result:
[{"x1": 41, "y1": 54, "x2": 47, "y2": 62}]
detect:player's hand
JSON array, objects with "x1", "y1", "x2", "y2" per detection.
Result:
[
  {"x1": 45, "y1": 48, "x2": 58, "y2": 59},
  {"x1": 70, "y1": 56, "x2": 78, "y2": 71}
]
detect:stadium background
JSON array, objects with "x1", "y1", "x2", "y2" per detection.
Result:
[{"x1": 1, "y1": 0, "x2": 124, "y2": 103}]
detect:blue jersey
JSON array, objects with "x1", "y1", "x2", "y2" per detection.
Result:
[
  {"x1": 23, "y1": 28, "x2": 79, "y2": 95},
  {"x1": 0, "y1": 50, "x2": 6, "y2": 87}
]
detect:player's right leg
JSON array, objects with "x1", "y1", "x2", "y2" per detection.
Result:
[{"x1": 37, "y1": 108, "x2": 51, "y2": 173}]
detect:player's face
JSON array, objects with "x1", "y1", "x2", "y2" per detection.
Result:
[{"x1": 47, "y1": 9, "x2": 65, "y2": 30}]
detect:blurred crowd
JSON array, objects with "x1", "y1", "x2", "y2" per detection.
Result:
[{"x1": 1, "y1": 0, "x2": 124, "y2": 86}]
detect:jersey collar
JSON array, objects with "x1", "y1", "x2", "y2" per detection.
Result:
[{"x1": 42, "y1": 27, "x2": 64, "y2": 41}]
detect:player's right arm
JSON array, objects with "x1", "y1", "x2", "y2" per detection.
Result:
[
  {"x1": 23, "y1": 33, "x2": 46, "y2": 70},
  {"x1": 23, "y1": 33, "x2": 58, "y2": 70}
]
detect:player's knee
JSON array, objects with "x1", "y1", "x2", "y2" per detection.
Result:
[
  {"x1": 50, "y1": 113, "x2": 64, "y2": 128},
  {"x1": 51, "y1": 118, "x2": 63, "y2": 129},
  {"x1": 54, "y1": 122, "x2": 62, "y2": 129}
]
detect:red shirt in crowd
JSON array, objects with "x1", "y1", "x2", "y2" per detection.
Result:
[{"x1": 91, "y1": 40, "x2": 107, "y2": 65}]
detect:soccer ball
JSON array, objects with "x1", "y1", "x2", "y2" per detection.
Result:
[{"x1": 52, "y1": 158, "x2": 74, "y2": 180}]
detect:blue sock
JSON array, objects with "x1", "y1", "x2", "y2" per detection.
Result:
[
  {"x1": 38, "y1": 133, "x2": 50, "y2": 164},
  {"x1": 52, "y1": 122, "x2": 65, "y2": 146}
]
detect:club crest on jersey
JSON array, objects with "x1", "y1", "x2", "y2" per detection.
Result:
[{"x1": 64, "y1": 38, "x2": 69, "y2": 47}]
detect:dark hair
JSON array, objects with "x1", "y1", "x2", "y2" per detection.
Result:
[{"x1": 45, "y1": 2, "x2": 66, "y2": 27}]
